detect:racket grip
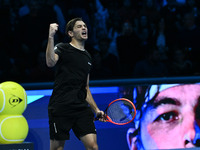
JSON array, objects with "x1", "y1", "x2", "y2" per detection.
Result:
[{"x1": 94, "y1": 113, "x2": 102, "y2": 121}]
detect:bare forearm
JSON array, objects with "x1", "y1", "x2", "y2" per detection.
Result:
[
  {"x1": 86, "y1": 86, "x2": 106, "y2": 122},
  {"x1": 86, "y1": 87, "x2": 100, "y2": 113},
  {"x1": 46, "y1": 37, "x2": 57, "y2": 67},
  {"x1": 46, "y1": 23, "x2": 59, "y2": 67}
]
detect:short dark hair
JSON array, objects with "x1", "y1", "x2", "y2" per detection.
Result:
[{"x1": 65, "y1": 18, "x2": 83, "y2": 35}]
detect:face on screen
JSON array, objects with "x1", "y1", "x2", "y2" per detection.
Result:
[{"x1": 127, "y1": 84, "x2": 200, "y2": 150}]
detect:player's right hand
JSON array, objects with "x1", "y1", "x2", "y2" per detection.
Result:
[{"x1": 49, "y1": 23, "x2": 59, "y2": 38}]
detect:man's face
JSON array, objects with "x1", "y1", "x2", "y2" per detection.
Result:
[
  {"x1": 140, "y1": 84, "x2": 200, "y2": 149},
  {"x1": 71, "y1": 21, "x2": 88, "y2": 41}
]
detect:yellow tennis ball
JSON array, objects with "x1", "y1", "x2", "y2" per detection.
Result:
[
  {"x1": 0, "y1": 115, "x2": 29, "y2": 144},
  {"x1": 0, "y1": 81, "x2": 27, "y2": 115}
]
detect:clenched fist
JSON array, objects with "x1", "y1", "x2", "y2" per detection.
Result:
[{"x1": 49, "y1": 23, "x2": 59, "y2": 38}]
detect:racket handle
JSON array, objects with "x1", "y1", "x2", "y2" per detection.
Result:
[{"x1": 94, "y1": 113, "x2": 102, "y2": 121}]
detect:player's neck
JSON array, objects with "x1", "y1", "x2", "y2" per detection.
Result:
[{"x1": 70, "y1": 40, "x2": 85, "y2": 51}]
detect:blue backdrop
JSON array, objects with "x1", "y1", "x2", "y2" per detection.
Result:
[{"x1": 23, "y1": 86, "x2": 132, "y2": 150}]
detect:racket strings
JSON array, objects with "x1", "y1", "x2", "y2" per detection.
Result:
[{"x1": 106, "y1": 100, "x2": 135, "y2": 124}]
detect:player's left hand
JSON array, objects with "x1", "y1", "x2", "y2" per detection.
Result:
[{"x1": 96, "y1": 111, "x2": 106, "y2": 122}]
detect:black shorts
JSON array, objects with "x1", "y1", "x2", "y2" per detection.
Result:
[{"x1": 48, "y1": 109, "x2": 96, "y2": 140}]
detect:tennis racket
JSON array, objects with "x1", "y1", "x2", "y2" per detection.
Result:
[{"x1": 95, "y1": 98, "x2": 136, "y2": 125}]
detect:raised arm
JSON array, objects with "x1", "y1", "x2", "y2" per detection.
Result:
[{"x1": 46, "y1": 23, "x2": 59, "y2": 67}]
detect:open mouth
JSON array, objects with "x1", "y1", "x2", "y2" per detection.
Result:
[{"x1": 82, "y1": 31, "x2": 87, "y2": 36}]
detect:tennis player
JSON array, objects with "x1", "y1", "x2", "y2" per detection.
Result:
[
  {"x1": 46, "y1": 18, "x2": 105, "y2": 150},
  {"x1": 127, "y1": 83, "x2": 200, "y2": 149}
]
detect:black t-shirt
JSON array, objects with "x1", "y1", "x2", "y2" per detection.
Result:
[{"x1": 48, "y1": 43, "x2": 93, "y2": 116}]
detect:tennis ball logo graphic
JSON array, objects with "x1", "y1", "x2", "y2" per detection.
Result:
[
  {"x1": 0, "y1": 115, "x2": 29, "y2": 144},
  {"x1": 0, "y1": 81, "x2": 27, "y2": 115}
]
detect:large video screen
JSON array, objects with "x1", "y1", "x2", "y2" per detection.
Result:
[{"x1": 126, "y1": 83, "x2": 200, "y2": 150}]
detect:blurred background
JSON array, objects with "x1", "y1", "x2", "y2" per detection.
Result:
[{"x1": 1, "y1": 0, "x2": 200, "y2": 83}]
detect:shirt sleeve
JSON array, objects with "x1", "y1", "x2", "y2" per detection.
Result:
[{"x1": 54, "y1": 43, "x2": 63, "y2": 56}]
